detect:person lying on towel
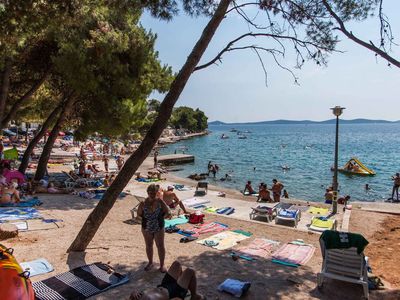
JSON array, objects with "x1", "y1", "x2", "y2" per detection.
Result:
[
  {"x1": 129, "y1": 261, "x2": 204, "y2": 300},
  {"x1": 162, "y1": 186, "x2": 188, "y2": 214}
]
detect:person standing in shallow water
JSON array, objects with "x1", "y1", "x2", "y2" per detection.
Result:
[
  {"x1": 391, "y1": 173, "x2": 400, "y2": 201},
  {"x1": 272, "y1": 179, "x2": 284, "y2": 202},
  {"x1": 137, "y1": 184, "x2": 171, "y2": 273}
]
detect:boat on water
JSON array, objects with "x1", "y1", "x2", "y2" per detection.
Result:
[
  {"x1": 230, "y1": 128, "x2": 238, "y2": 132},
  {"x1": 221, "y1": 134, "x2": 229, "y2": 139},
  {"x1": 238, "y1": 135, "x2": 247, "y2": 139},
  {"x1": 331, "y1": 157, "x2": 376, "y2": 176}
]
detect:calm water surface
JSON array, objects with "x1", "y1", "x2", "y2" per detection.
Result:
[{"x1": 160, "y1": 123, "x2": 400, "y2": 202}]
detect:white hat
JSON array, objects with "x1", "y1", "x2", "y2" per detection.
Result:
[{"x1": 167, "y1": 185, "x2": 174, "y2": 190}]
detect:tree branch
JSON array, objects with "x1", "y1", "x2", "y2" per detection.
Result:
[{"x1": 321, "y1": 0, "x2": 400, "y2": 68}]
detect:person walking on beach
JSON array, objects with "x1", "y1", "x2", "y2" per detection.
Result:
[
  {"x1": 137, "y1": 184, "x2": 171, "y2": 273},
  {"x1": 272, "y1": 179, "x2": 284, "y2": 202},
  {"x1": 116, "y1": 156, "x2": 124, "y2": 171},
  {"x1": 102, "y1": 155, "x2": 109, "y2": 173},
  {"x1": 154, "y1": 150, "x2": 159, "y2": 168},
  {"x1": 391, "y1": 173, "x2": 400, "y2": 201}
]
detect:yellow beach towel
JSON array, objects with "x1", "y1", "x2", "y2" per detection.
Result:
[
  {"x1": 308, "y1": 206, "x2": 329, "y2": 215},
  {"x1": 311, "y1": 217, "x2": 334, "y2": 229},
  {"x1": 204, "y1": 207, "x2": 218, "y2": 213}
]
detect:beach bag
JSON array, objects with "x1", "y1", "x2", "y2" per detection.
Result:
[{"x1": 189, "y1": 212, "x2": 204, "y2": 224}]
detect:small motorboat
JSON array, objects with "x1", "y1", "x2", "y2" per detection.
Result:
[
  {"x1": 281, "y1": 165, "x2": 290, "y2": 171},
  {"x1": 221, "y1": 134, "x2": 229, "y2": 139},
  {"x1": 230, "y1": 128, "x2": 238, "y2": 132},
  {"x1": 238, "y1": 135, "x2": 247, "y2": 139},
  {"x1": 332, "y1": 157, "x2": 376, "y2": 176}
]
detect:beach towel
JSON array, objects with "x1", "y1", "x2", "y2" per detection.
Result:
[
  {"x1": 234, "y1": 238, "x2": 280, "y2": 259},
  {"x1": 218, "y1": 278, "x2": 251, "y2": 298},
  {"x1": 232, "y1": 229, "x2": 252, "y2": 237},
  {"x1": 10, "y1": 221, "x2": 28, "y2": 231},
  {"x1": 272, "y1": 241, "x2": 315, "y2": 266},
  {"x1": 216, "y1": 207, "x2": 235, "y2": 215},
  {"x1": 0, "y1": 207, "x2": 42, "y2": 222},
  {"x1": 308, "y1": 206, "x2": 329, "y2": 215},
  {"x1": 310, "y1": 217, "x2": 335, "y2": 230},
  {"x1": 204, "y1": 207, "x2": 218, "y2": 213},
  {"x1": 182, "y1": 197, "x2": 210, "y2": 208},
  {"x1": 198, "y1": 231, "x2": 250, "y2": 250},
  {"x1": 3, "y1": 148, "x2": 18, "y2": 160},
  {"x1": 278, "y1": 209, "x2": 298, "y2": 218},
  {"x1": 0, "y1": 198, "x2": 42, "y2": 207},
  {"x1": 320, "y1": 230, "x2": 369, "y2": 254},
  {"x1": 164, "y1": 216, "x2": 188, "y2": 227},
  {"x1": 183, "y1": 222, "x2": 228, "y2": 237},
  {"x1": 32, "y1": 263, "x2": 129, "y2": 300},
  {"x1": 20, "y1": 258, "x2": 54, "y2": 277}
]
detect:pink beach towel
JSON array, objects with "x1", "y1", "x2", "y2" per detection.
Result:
[
  {"x1": 188, "y1": 222, "x2": 228, "y2": 238},
  {"x1": 236, "y1": 238, "x2": 280, "y2": 259},
  {"x1": 272, "y1": 242, "x2": 315, "y2": 265}
]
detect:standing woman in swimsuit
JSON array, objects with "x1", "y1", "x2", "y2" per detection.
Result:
[{"x1": 138, "y1": 184, "x2": 171, "y2": 273}]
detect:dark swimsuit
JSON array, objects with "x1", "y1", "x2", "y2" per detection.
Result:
[
  {"x1": 141, "y1": 201, "x2": 164, "y2": 233},
  {"x1": 158, "y1": 273, "x2": 188, "y2": 299}
]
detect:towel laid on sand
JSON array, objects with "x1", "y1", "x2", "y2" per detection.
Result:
[
  {"x1": 184, "y1": 222, "x2": 228, "y2": 237},
  {"x1": 272, "y1": 241, "x2": 315, "y2": 266},
  {"x1": 308, "y1": 206, "x2": 329, "y2": 215},
  {"x1": 198, "y1": 231, "x2": 250, "y2": 250},
  {"x1": 164, "y1": 216, "x2": 188, "y2": 227},
  {"x1": 20, "y1": 258, "x2": 54, "y2": 277},
  {"x1": 32, "y1": 263, "x2": 129, "y2": 300},
  {"x1": 0, "y1": 197, "x2": 42, "y2": 207},
  {"x1": 0, "y1": 207, "x2": 42, "y2": 222},
  {"x1": 182, "y1": 197, "x2": 210, "y2": 208},
  {"x1": 234, "y1": 238, "x2": 280, "y2": 259},
  {"x1": 218, "y1": 278, "x2": 251, "y2": 298},
  {"x1": 310, "y1": 217, "x2": 335, "y2": 230}
]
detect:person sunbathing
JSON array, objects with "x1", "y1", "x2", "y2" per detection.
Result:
[
  {"x1": 129, "y1": 261, "x2": 204, "y2": 300},
  {"x1": 0, "y1": 183, "x2": 21, "y2": 204},
  {"x1": 47, "y1": 182, "x2": 73, "y2": 194},
  {"x1": 257, "y1": 184, "x2": 272, "y2": 202},
  {"x1": 162, "y1": 186, "x2": 188, "y2": 214},
  {"x1": 244, "y1": 181, "x2": 255, "y2": 194}
]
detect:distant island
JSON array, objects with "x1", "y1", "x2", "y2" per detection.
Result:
[{"x1": 208, "y1": 119, "x2": 400, "y2": 125}]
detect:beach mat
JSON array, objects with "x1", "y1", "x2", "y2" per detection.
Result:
[
  {"x1": 234, "y1": 238, "x2": 280, "y2": 259},
  {"x1": 164, "y1": 216, "x2": 188, "y2": 227},
  {"x1": 307, "y1": 207, "x2": 329, "y2": 215},
  {"x1": 32, "y1": 262, "x2": 129, "y2": 300},
  {"x1": 272, "y1": 241, "x2": 315, "y2": 266},
  {"x1": 197, "y1": 231, "x2": 250, "y2": 250},
  {"x1": 182, "y1": 197, "x2": 210, "y2": 208},
  {"x1": 0, "y1": 198, "x2": 42, "y2": 207},
  {"x1": 20, "y1": 258, "x2": 54, "y2": 277},
  {"x1": 184, "y1": 222, "x2": 228, "y2": 237},
  {"x1": 0, "y1": 207, "x2": 42, "y2": 222}
]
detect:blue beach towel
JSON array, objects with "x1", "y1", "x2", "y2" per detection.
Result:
[
  {"x1": 0, "y1": 207, "x2": 42, "y2": 222},
  {"x1": 20, "y1": 258, "x2": 54, "y2": 277},
  {"x1": 218, "y1": 278, "x2": 251, "y2": 297},
  {"x1": 0, "y1": 198, "x2": 42, "y2": 207},
  {"x1": 278, "y1": 209, "x2": 297, "y2": 218}
]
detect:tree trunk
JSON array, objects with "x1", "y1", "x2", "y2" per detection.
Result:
[
  {"x1": 19, "y1": 105, "x2": 62, "y2": 174},
  {"x1": 0, "y1": 60, "x2": 12, "y2": 124},
  {"x1": 34, "y1": 96, "x2": 75, "y2": 181},
  {"x1": 1, "y1": 68, "x2": 51, "y2": 128},
  {"x1": 68, "y1": 0, "x2": 231, "y2": 252}
]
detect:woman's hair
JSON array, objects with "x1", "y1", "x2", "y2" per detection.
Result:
[{"x1": 147, "y1": 184, "x2": 159, "y2": 193}]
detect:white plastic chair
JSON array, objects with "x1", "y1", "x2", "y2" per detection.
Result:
[{"x1": 317, "y1": 239, "x2": 369, "y2": 299}]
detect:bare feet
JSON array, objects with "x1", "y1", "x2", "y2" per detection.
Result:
[
  {"x1": 159, "y1": 266, "x2": 167, "y2": 273},
  {"x1": 144, "y1": 263, "x2": 153, "y2": 271}
]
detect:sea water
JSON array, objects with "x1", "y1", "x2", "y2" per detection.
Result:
[{"x1": 160, "y1": 123, "x2": 400, "y2": 202}]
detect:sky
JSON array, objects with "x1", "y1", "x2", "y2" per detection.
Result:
[{"x1": 140, "y1": 1, "x2": 400, "y2": 123}]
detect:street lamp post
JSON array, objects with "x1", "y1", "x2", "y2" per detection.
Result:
[{"x1": 331, "y1": 106, "x2": 345, "y2": 214}]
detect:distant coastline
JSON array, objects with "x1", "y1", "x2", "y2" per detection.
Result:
[{"x1": 208, "y1": 118, "x2": 400, "y2": 126}]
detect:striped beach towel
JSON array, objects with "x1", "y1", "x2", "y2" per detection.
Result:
[
  {"x1": 272, "y1": 242, "x2": 315, "y2": 266},
  {"x1": 234, "y1": 238, "x2": 280, "y2": 259},
  {"x1": 32, "y1": 263, "x2": 129, "y2": 300}
]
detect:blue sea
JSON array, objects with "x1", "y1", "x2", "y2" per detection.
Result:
[{"x1": 159, "y1": 123, "x2": 400, "y2": 202}]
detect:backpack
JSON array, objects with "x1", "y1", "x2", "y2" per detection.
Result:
[{"x1": 188, "y1": 212, "x2": 204, "y2": 224}]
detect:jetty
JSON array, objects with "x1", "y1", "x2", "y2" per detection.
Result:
[{"x1": 158, "y1": 154, "x2": 194, "y2": 165}]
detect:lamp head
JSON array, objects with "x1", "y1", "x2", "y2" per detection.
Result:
[{"x1": 330, "y1": 106, "x2": 345, "y2": 117}]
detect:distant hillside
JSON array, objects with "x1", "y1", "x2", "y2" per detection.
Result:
[{"x1": 208, "y1": 119, "x2": 400, "y2": 125}]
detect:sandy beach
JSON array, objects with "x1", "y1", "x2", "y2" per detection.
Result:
[{"x1": 2, "y1": 149, "x2": 400, "y2": 300}]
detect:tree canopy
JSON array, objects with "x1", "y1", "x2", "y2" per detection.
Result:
[{"x1": 170, "y1": 106, "x2": 208, "y2": 132}]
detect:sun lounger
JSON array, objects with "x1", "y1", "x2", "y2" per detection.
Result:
[
  {"x1": 317, "y1": 230, "x2": 369, "y2": 299},
  {"x1": 62, "y1": 171, "x2": 96, "y2": 188},
  {"x1": 195, "y1": 181, "x2": 208, "y2": 195},
  {"x1": 309, "y1": 216, "x2": 336, "y2": 232},
  {"x1": 275, "y1": 208, "x2": 301, "y2": 227},
  {"x1": 249, "y1": 205, "x2": 277, "y2": 222}
]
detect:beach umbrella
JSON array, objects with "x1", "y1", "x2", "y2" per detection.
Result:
[{"x1": 3, "y1": 169, "x2": 26, "y2": 184}]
